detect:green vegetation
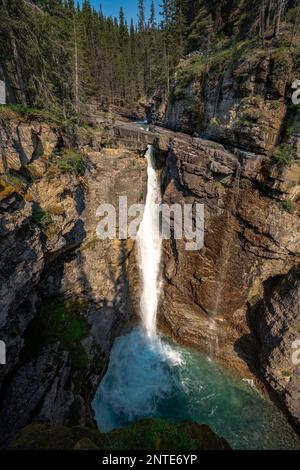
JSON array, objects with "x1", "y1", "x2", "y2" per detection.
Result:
[
  {"x1": 32, "y1": 205, "x2": 52, "y2": 227},
  {"x1": 104, "y1": 419, "x2": 205, "y2": 450},
  {"x1": 9, "y1": 419, "x2": 230, "y2": 450},
  {"x1": 210, "y1": 117, "x2": 219, "y2": 126},
  {"x1": 5, "y1": 173, "x2": 27, "y2": 192},
  {"x1": 1, "y1": 1, "x2": 300, "y2": 112},
  {"x1": 273, "y1": 144, "x2": 296, "y2": 167},
  {"x1": 173, "y1": 55, "x2": 205, "y2": 98},
  {"x1": 56, "y1": 149, "x2": 84, "y2": 176},
  {"x1": 281, "y1": 370, "x2": 292, "y2": 378},
  {"x1": 280, "y1": 199, "x2": 294, "y2": 213},
  {"x1": 0, "y1": 179, "x2": 15, "y2": 202},
  {"x1": 0, "y1": 105, "x2": 62, "y2": 125},
  {"x1": 240, "y1": 179, "x2": 253, "y2": 190},
  {"x1": 213, "y1": 181, "x2": 225, "y2": 191},
  {"x1": 24, "y1": 299, "x2": 90, "y2": 369},
  {"x1": 0, "y1": 173, "x2": 28, "y2": 202},
  {"x1": 236, "y1": 99, "x2": 264, "y2": 128}
]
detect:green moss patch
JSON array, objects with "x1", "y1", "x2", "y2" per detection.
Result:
[
  {"x1": 0, "y1": 104, "x2": 63, "y2": 125},
  {"x1": 24, "y1": 299, "x2": 90, "y2": 368},
  {"x1": 280, "y1": 199, "x2": 294, "y2": 213},
  {"x1": 9, "y1": 419, "x2": 230, "y2": 451}
]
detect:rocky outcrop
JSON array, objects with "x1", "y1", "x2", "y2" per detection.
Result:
[
  {"x1": 153, "y1": 48, "x2": 294, "y2": 156},
  {"x1": 158, "y1": 131, "x2": 299, "y2": 381},
  {"x1": 0, "y1": 113, "x2": 147, "y2": 445},
  {"x1": 255, "y1": 266, "x2": 300, "y2": 426},
  {"x1": 0, "y1": 110, "x2": 58, "y2": 173},
  {"x1": 141, "y1": 43, "x2": 300, "y2": 427}
]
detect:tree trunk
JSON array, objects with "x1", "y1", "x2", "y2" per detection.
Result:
[
  {"x1": 73, "y1": 10, "x2": 79, "y2": 113},
  {"x1": 265, "y1": 0, "x2": 272, "y2": 30},
  {"x1": 2, "y1": 0, "x2": 27, "y2": 105},
  {"x1": 274, "y1": 0, "x2": 286, "y2": 39},
  {"x1": 0, "y1": 59, "x2": 16, "y2": 104},
  {"x1": 259, "y1": 1, "x2": 266, "y2": 44},
  {"x1": 290, "y1": 0, "x2": 300, "y2": 47}
]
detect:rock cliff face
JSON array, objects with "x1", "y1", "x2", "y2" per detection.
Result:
[
  {"x1": 256, "y1": 266, "x2": 300, "y2": 426},
  {"x1": 0, "y1": 76, "x2": 299, "y2": 441},
  {"x1": 0, "y1": 111, "x2": 147, "y2": 445},
  {"x1": 158, "y1": 133, "x2": 300, "y2": 381},
  {"x1": 161, "y1": 48, "x2": 294, "y2": 153},
  {"x1": 148, "y1": 46, "x2": 300, "y2": 426}
]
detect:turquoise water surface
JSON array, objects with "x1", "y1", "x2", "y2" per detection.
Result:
[{"x1": 92, "y1": 327, "x2": 300, "y2": 450}]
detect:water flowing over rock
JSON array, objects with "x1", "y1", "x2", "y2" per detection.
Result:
[{"x1": 136, "y1": 145, "x2": 162, "y2": 340}]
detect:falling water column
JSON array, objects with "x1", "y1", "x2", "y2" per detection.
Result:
[{"x1": 136, "y1": 145, "x2": 162, "y2": 341}]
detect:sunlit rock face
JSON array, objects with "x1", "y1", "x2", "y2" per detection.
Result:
[
  {"x1": 0, "y1": 114, "x2": 148, "y2": 445},
  {"x1": 158, "y1": 132, "x2": 299, "y2": 368},
  {"x1": 149, "y1": 46, "x2": 300, "y2": 427}
]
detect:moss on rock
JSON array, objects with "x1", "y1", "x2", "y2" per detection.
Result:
[
  {"x1": 24, "y1": 298, "x2": 90, "y2": 368},
  {"x1": 9, "y1": 419, "x2": 231, "y2": 451}
]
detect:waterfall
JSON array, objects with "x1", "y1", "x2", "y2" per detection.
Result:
[{"x1": 136, "y1": 145, "x2": 162, "y2": 340}]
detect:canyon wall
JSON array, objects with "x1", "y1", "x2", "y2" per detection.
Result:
[
  {"x1": 149, "y1": 46, "x2": 300, "y2": 426},
  {"x1": 0, "y1": 61, "x2": 299, "y2": 441},
  {"x1": 0, "y1": 110, "x2": 147, "y2": 444}
]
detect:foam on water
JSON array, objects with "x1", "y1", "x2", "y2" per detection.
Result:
[
  {"x1": 92, "y1": 328, "x2": 300, "y2": 450},
  {"x1": 92, "y1": 129, "x2": 300, "y2": 450}
]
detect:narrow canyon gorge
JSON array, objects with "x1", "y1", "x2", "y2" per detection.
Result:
[{"x1": 0, "y1": 3, "x2": 300, "y2": 449}]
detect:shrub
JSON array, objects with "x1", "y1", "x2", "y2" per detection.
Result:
[
  {"x1": 173, "y1": 56, "x2": 204, "y2": 98},
  {"x1": 273, "y1": 144, "x2": 296, "y2": 167},
  {"x1": 5, "y1": 173, "x2": 27, "y2": 192},
  {"x1": 213, "y1": 181, "x2": 224, "y2": 190},
  {"x1": 56, "y1": 149, "x2": 84, "y2": 175},
  {"x1": 210, "y1": 117, "x2": 219, "y2": 126},
  {"x1": 240, "y1": 179, "x2": 253, "y2": 190},
  {"x1": 280, "y1": 199, "x2": 294, "y2": 213},
  {"x1": 32, "y1": 205, "x2": 52, "y2": 226}
]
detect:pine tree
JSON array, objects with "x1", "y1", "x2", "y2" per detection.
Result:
[
  {"x1": 138, "y1": 0, "x2": 146, "y2": 32},
  {"x1": 149, "y1": 0, "x2": 157, "y2": 29}
]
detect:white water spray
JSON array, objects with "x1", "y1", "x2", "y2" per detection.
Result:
[{"x1": 136, "y1": 145, "x2": 162, "y2": 340}]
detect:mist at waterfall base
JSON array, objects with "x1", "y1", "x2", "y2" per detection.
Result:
[
  {"x1": 92, "y1": 327, "x2": 299, "y2": 450},
  {"x1": 92, "y1": 139, "x2": 300, "y2": 450}
]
